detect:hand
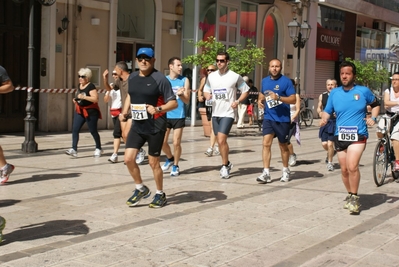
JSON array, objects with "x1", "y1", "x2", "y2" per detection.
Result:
[
  {"x1": 231, "y1": 101, "x2": 239, "y2": 109},
  {"x1": 198, "y1": 95, "x2": 204, "y2": 102},
  {"x1": 146, "y1": 104, "x2": 157, "y2": 115},
  {"x1": 365, "y1": 117, "x2": 376, "y2": 126},
  {"x1": 103, "y1": 69, "x2": 109, "y2": 79},
  {"x1": 320, "y1": 118, "x2": 327, "y2": 127},
  {"x1": 118, "y1": 113, "x2": 127, "y2": 122},
  {"x1": 176, "y1": 87, "x2": 185, "y2": 96}
]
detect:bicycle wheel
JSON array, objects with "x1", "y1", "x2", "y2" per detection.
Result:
[
  {"x1": 303, "y1": 109, "x2": 314, "y2": 127},
  {"x1": 373, "y1": 139, "x2": 388, "y2": 186}
]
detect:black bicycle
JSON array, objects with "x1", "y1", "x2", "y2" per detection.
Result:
[
  {"x1": 373, "y1": 112, "x2": 399, "y2": 186},
  {"x1": 299, "y1": 98, "x2": 313, "y2": 128}
]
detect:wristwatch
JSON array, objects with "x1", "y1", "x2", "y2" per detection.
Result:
[
  {"x1": 156, "y1": 106, "x2": 162, "y2": 112},
  {"x1": 276, "y1": 93, "x2": 281, "y2": 101}
]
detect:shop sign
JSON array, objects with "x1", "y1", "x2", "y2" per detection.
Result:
[
  {"x1": 317, "y1": 28, "x2": 342, "y2": 50},
  {"x1": 360, "y1": 48, "x2": 396, "y2": 62}
]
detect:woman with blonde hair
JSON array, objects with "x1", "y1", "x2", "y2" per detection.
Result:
[{"x1": 66, "y1": 68, "x2": 103, "y2": 157}]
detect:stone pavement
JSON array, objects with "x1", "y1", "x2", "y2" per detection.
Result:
[{"x1": 1, "y1": 121, "x2": 399, "y2": 267}]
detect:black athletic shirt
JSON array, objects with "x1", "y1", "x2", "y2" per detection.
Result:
[{"x1": 128, "y1": 69, "x2": 176, "y2": 134}]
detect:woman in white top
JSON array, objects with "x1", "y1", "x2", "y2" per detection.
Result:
[{"x1": 287, "y1": 80, "x2": 301, "y2": 167}]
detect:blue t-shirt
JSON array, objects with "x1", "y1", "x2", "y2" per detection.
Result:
[
  {"x1": 324, "y1": 85, "x2": 376, "y2": 137},
  {"x1": 261, "y1": 75, "x2": 295, "y2": 122},
  {"x1": 166, "y1": 75, "x2": 186, "y2": 119}
]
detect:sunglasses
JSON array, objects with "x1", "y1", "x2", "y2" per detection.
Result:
[
  {"x1": 216, "y1": 59, "x2": 226, "y2": 63},
  {"x1": 78, "y1": 75, "x2": 86, "y2": 78},
  {"x1": 207, "y1": 69, "x2": 216, "y2": 72},
  {"x1": 137, "y1": 57, "x2": 152, "y2": 62}
]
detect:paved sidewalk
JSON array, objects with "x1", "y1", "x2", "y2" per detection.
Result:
[{"x1": 1, "y1": 122, "x2": 399, "y2": 267}]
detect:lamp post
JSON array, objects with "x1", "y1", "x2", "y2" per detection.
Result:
[{"x1": 288, "y1": 18, "x2": 311, "y2": 95}]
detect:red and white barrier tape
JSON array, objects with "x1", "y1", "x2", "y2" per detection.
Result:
[{"x1": 14, "y1": 87, "x2": 108, "y2": 94}]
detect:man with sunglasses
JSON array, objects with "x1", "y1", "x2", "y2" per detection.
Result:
[
  {"x1": 203, "y1": 52, "x2": 250, "y2": 179},
  {"x1": 120, "y1": 47, "x2": 178, "y2": 208}
]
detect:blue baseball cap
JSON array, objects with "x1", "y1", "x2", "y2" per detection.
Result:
[{"x1": 137, "y1": 47, "x2": 154, "y2": 58}]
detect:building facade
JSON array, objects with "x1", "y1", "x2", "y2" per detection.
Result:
[{"x1": 1, "y1": 0, "x2": 399, "y2": 133}]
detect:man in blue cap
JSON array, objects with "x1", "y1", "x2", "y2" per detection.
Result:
[{"x1": 120, "y1": 47, "x2": 178, "y2": 208}]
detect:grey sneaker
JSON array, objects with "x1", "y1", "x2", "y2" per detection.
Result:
[
  {"x1": 288, "y1": 153, "x2": 297, "y2": 167},
  {"x1": 256, "y1": 170, "x2": 271, "y2": 184},
  {"x1": 204, "y1": 147, "x2": 213, "y2": 157},
  {"x1": 0, "y1": 163, "x2": 14, "y2": 184},
  {"x1": 280, "y1": 169, "x2": 291, "y2": 182},
  {"x1": 214, "y1": 146, "x2": 220, "y2": 156},
  {"x1": 327, "y1": 162, "x2": 334, "y2": 171},
  {"x1": 343, "y1": 194, "x2": 351, "y2": 209},
  {"x1": 348, "y1": 195, "x2": 361, "y2": 214},
  {"x1": 65, "y1": 148, "x2": 77, "y2": 157},
  {"x1": 136, "y1": 148, "x2": 146, "y2": 164},
  {"x1": 108, "y1": 153, "x2": 118, "y2": 163}
]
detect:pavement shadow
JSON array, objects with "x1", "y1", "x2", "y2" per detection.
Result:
[
  {"x1": 289, "y1": 170, "x2": 324, "y2": 179},
  {"x1": 184, "y1": 165, "x2": 220, "y2": 174},
  {"x1": 1, "y1": 219, "x2": 89, "y2": 245},
  {"x1": 7, "y1": 173, "x2": 82, "y2": 185},
  {"x1": 167, "y1": 190, "x2": 227, "y2": 204},
  {"x1": 0, "y1": 199, "x2": 21, "y2": 208},
  {"x1": 359, "y1": 193, "x2": 399, "y2": 211},
  {"x1": 236, "y1": 167, "x2": 279, "y2": 176},
  {"x1": 229, "y1": 149, "x2": 255, "y2": 155}
]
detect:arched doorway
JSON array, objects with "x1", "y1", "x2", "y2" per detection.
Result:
[{"x1": 263, "y1": 14, "x2": 278, "y2": 68}]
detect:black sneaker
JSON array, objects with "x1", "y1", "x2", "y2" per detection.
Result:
[
  {"x1": 126, "y1": 186, "x2": 151, "y2": 207},
  {"x1": 149, "y1": 193, "x2": 167, "y2": 208}
]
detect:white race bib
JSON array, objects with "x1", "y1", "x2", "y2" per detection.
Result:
[
  {"x1": 338, "y1": 126, "x2": 358, "y2": 141},
  {"x1": 131, "y1": 104, "x2": 148, "y2": 121},
  {"x1": 265, "y1": 95, "x2": 282, "y2": 109},
  {"x1": 213, "y1": 88, "x2": 228, "y2": 101}
]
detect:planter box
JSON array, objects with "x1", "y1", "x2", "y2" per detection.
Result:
[{"x1": 199, "y1": 107, "x2": 211, "y2": 137}]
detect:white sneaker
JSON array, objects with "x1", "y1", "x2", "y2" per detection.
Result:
[
  {"x1": 65, "y1": 148, "x2": 77, "y2": 157},
  {"x1": 280, "y1": 169, "x2": 291, "y2": 182},
  {"x1": 108, "y1": 153, "x2": 118, "y2": 163},
  {"x1": 288, "y1": 153, "x2": 297, "y2": 167},
  {"x1": 204, "y1": 147, "x2": 213, "y2": 157},
  {"x1": 327, "y1": 162, "x2": 334, "y2": 171},
  {"x1": 256, "y1": 170, "x2": 271, "y2": 184},
  {"x1": 94, "y1": 149, "x2": 103, "y2": 157},
  {"x1": 220, "y1": 162, "x2": 233, "y2": 179},
  {"x1": 136, "y1": 148, "x2": 146, "y2": 164}
]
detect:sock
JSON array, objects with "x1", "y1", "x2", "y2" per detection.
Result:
[
  {"x1": 283, "y1": 167, "x2": 289, "y2": 172},
  {"x1": 352, "y1": 193, "x2": 357, "y2": 196},
  {"x1": 224, "y1": 161, "x2": 230, "y2": 167},
  {"x1": 263, "y1": 168, "x2": 270, "y2": 174},
  {"x1": 156, "y1": 190, "x2": 164, "y2": 195},
  {"x1": 169, "y1": 157, "x2": 175, "y2": 162},
  {"x1": 348, "y1": 192, "x2": 352, "y2": 195},
  {"x1": 136, "y1": 184, "x2": 144, "y2": 191}
]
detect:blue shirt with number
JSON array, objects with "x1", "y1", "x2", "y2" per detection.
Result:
[{"x1": 324, "y1": 85, "x2": 376, "y2": 138}]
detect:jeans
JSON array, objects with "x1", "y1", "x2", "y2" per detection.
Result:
[{"x1": 72, "y1": 110, "x2": 101, "y2": 151}]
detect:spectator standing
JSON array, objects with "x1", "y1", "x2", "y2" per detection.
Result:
[
  {"x1": 236, "y1": 76, "x2": 249, "y2": 128},
  {"x1": 247, "y1": 79, "x2": 259, "y2": 126},
  {"x1": 66, "y1": 68, "x2": 103, "y2": 158},
  {"x1": 287, "y1": 79, "x2": 301, "y2": 167},
  {"x1": 161, "y1": 57, "x2": 191, "y2": 176},
  {"x1": 256, "y1": 59, "x2": 296, "y2": 183},
  {"x1": 320, "y1": 61, "x2": 380, "y2": 214},
  {"x1": 121, "y1": 48, "x2": 177, "y2": 208},
  {"x1": 203, "y1": 52, "x2": 250, "y2": 179}
]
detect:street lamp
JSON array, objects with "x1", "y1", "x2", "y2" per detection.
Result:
[{"x1": 288, "y1": 18, "x2": 311, "y2": 95}]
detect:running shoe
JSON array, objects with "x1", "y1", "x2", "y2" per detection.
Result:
[
  {"x1": 0, "y1": 216, "x2": 5, "y2": 244},
  {"x1": 214, "y1": 146, "x2": 220, "y2": 156},
  {"x1": 94, "y1": 148, "x2": 104, "y2": 157},
  {"x1": 343, "y1": 194, "x2": 351, "y2": 209},
  {"x1": 220, "y1": 162, "x2": 233, "y2": 179},
  {"x1": 204, "y1": 147, "x2": 213, "y2": 157},
  {"x1": 161, "y1": 158, "x2": 173, "y2": 171},
  {"x1": 126, "y1": 186, "x2": 151, "y2": 207},
  {"x1": 65, "y1": 148, "x2": 77, "y2": 157},
  {"x1": 108, "y1": 153, "x2": 118, "y2": 163},
  {"x1": 170, "y1": 165, "x2": 180, "y2": 177},
  {"x1": 149, "y1": 193, "x2": 167, "y2": 208},
  {"x1": 256, "y1": 170, "x2": 271, "y2": 184},
  {"x1": 288, "y1": 153, "x2": 297, "y2": 167},
  {"x1": 136, "y1": 148, "x2": 146, "y2": 164},
  {"x1": 327, "y1": 162, "x2": 334, "y2": 171},
  {"x1": 0, "y1": 163, "x2": 14, "y2": 184},
  {"x1": 280, "y1": 169, "x2": 291, "y2": 182},
  {"x1": 348, "y1": 195, "x2": 361, "y2": 214}
]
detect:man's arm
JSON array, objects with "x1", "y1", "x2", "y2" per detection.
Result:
[
  {"x1": 102, "y1": 70, "x2": 112, "y2": 92},
  {"x1": 0, "y1": 79, "x2": 14, "y2": 94},
  {"x1": 119, "y1": 93, "x2": 131, "y2": 122},
  {"x1": 316, "y1": 94, "x2": 323, "y2": 116},
  {"x1": 178, "y1": 77, "x2": 191, "y2": 104}
]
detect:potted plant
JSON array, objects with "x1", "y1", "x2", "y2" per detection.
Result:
[{"x1": 183, "y1": 36, "x2": 265, "y2": 136}]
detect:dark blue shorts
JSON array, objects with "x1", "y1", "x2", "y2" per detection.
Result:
[
  {"x1": 166, "y1": 118, "x2": 185, "y2": 129},
  {"x1": 212, "y1": 117, "x2": 234, "y2": 135},
  {"x1": 319, "y1": 119, "x2": 335, "y2": 142},
  {"x1": 262, "y1": 119, "x2": 291, "y2": 143}
]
